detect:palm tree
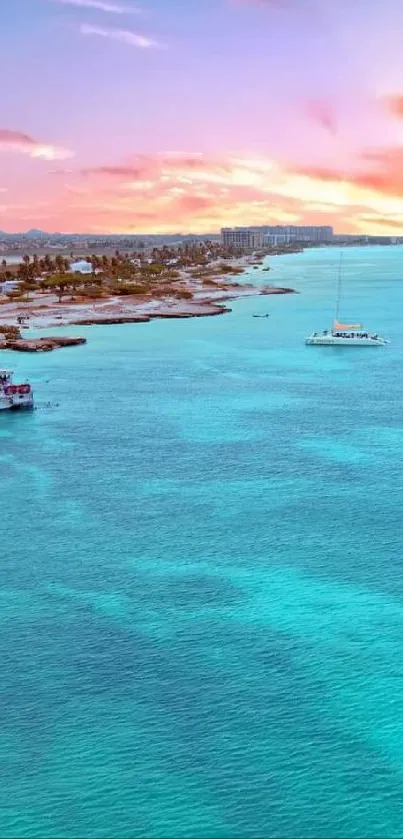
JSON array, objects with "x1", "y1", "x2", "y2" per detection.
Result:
[
  {"x1": 18, "y1": 263, "x2": 30, "y2": 282},
  {"x1": 55, "y1": 254, "x2": 65, "y2": 274},
  {"x1": 43, "y1": 254, "x2": 53, "y2": 273},
  {"x1": 90, "y1": 254, "x2": 101, "y2": 274},
  {"x1": 20, "y1": 280, "x2": 37, "y2": 302}
]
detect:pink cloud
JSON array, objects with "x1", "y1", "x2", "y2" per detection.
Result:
[
  {"x1": 79, "y1": 154, "x2": 232, "y2": 182},
  {"x1": 305, "y1": 99, "x2": 338, "y2": 135},
  {"x1": 385, "y1": 94, "x2": 403, "y2": 119},
  {"x1": 8, "y1": 148, "x2": 403, "y2": 235},
  {"x1": 6, "y1": 153, "x2": 300, "y2": 232},
  {"x1": 0, "y1": 129, "x2": 74, "y2": 160},
  {"x1": 294, "y1": 145, "x2": 403, "y2": 198},
  {"x1": 175, "y1": 195, "x2": 216, "y2": 213},
  {"x1": 81, "y1": 163, "x2": 153, "y2": 178}
]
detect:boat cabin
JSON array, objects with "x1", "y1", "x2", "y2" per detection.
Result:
[{"x1": 0, "y1": 371, "x2": 13, "y2": 388}]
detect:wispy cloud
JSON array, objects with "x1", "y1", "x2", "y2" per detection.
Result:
[
  {"x1": 385, "y1": 94, "x2": 403, "y2": 119},
  {"x1": 305, "y1": 99, "x2": 338, "y2": 135},
  {"x1": 0, "y1": 129, "x2": 74, "y2": 160},
  {"x1": 79, "y1": 23, "x2": 159, "y2": 48},
  {"x1": 50, "y1": 0, "x2": 141, "y2": 14},
  {"x1": 292, "y1": 144, "x2": 403, "y2": 201}
]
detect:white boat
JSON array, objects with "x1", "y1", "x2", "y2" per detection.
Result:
[
  {"x1": 306, "y1": 254, "x2": 388, "y2": 347},
  {"x1": 306, "y1": 329, "x2": 387, "y2": 346},
  {"x1": 0, "y1": 370, "x2": 34, "y2": 411}
]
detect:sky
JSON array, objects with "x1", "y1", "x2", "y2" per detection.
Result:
[{"x1": 2, "y1": 0, "x2": 403, "y2": 234}]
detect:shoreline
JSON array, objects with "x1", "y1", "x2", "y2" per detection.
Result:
[
  {"x1": 0, "y1": 256, "x2": 297, "y2": 350},
  {"x1": 0, "y1": 285, "x2": 296, "y2": 330}
]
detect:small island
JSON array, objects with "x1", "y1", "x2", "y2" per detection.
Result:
[{"x1": 1, "y1": 335, "x2": 86, "y2": 353}]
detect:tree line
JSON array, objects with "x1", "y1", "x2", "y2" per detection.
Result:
[{"x1": 0, "y1": 240, "x2": 245, "y2": 303}]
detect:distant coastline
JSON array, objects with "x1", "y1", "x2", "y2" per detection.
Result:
[{"x1": 1, "y1": 233, "x2": 402, "y2": 265}]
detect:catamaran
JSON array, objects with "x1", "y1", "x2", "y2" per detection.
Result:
[{"x1": 305, "y1": 254, "x2": 388, "y2": 346}]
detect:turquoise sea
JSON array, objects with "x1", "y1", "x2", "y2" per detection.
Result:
[{"x1": 2, "y1": 245, "x2": 403, "y2": 838}]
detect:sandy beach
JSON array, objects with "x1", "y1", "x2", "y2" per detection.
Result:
[{"x1": 0, "y1": 256, "x2": 296, "y2": 339}]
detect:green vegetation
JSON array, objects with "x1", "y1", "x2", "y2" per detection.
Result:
[
  {"x1": 110, "y1": 283, "x2": 146, "y2": 296},
  {"x1": 0, "y1": 241, "x2": 249, "y2": 304}
]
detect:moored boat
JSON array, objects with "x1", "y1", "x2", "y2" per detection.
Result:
[
  {"x1": 306, "y1": 253, "x2": 387, "y2": 347},
  {"x1": 306, "y1": 328, "x2": 387, "y2": 346},
  {"x1": 0, "y1": 370, "x2": 34, "y2": 411}
]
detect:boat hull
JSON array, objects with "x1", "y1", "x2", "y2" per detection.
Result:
[
  {"x1": 306, "y1": 335, "x2": 386, "y2": 346},
  {"x1": 0, "y1": 395, "x2": 34, "y2": 411}
]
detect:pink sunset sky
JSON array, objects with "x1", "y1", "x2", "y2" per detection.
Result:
[{"x1": 3, "y1": 0, "x2": 403, "y2": 234}]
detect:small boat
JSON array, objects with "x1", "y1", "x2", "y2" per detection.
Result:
[
  {"x1": 253, "y1": 314, "x2": 269, "y2": 318},
  {"x1": 0, "y1": 369, "x2": 34, "y2": 411},
  {"x1": 306, "y1": 254, "x2": 387, "y2": 347}
]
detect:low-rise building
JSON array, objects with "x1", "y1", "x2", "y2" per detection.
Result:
[
  {"x1": 0, "y1": 280, "x2": 21, "y2": 294},
  {"x1": 69, "y1": 260, "x2": 93, "y2": 274}
]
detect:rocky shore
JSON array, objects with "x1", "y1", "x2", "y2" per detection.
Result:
[
  {"x1": 71, "y1": 302, "x2": 229, "y2": 327},
  {"x1": 0, "y1": 336, "x2": 86, "y2": 352},
  {"x1": 0, "y1": 302, "x2": 232, "y2": 351},
  {"x1": 72, "y1": 314, "x2": 151, "y2": 326},
  {"x1": 0, "y1": 260, "x2": 297, "y2": 350}
]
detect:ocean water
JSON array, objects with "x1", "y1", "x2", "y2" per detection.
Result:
[{"x1": 2, "y1": 245, "x2": 403, "y2": 838}]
